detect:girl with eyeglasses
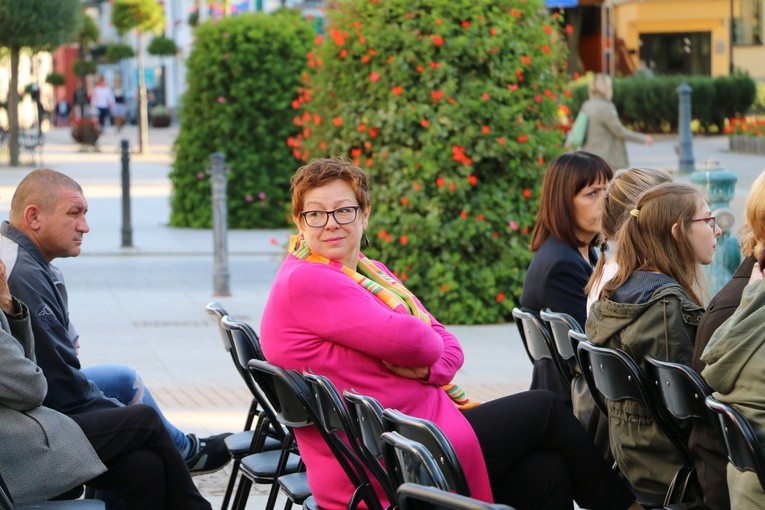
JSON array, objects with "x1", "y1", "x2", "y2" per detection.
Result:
[{"x1": 586, "y1": 182, "x2": 721, "y2": 498}]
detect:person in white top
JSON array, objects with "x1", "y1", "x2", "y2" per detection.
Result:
[
  {"x1": 90, "y1": 76, "x2": 115, "y2": 128},
  {"x1": 585, "y1": 167, "x2": 672, "y2": 315}
]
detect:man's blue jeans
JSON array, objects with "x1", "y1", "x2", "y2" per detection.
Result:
[{"x1": 82, "y1": 364, "x2": 189, "y2": 455}]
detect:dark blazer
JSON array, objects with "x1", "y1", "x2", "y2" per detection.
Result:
[
  {"x1": 689, "y1": 255, "x2": 755, "y2": 510},
  {"x1": 521, "y1": 236, "x2": 596, "y2": 329},
  {"x1": 520, "y1": 236, "x2": 596, "y2": 402}
]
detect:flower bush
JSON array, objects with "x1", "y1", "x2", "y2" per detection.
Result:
[
  {"x1": 170, "y1": 9, "x2": 313, "y2": 227},
  {"x1": 292, "y1": 0, "x2": 568, "y2": 323},
  {"x1": 726, "y1": 116, "x2": 765, "y2": 137}
]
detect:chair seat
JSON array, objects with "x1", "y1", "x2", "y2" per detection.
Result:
[
  {"x1": 303, "y1": 495, "x2": 319, "y2": 510},
  {"x1": 277, "y1": 471, "x2": 312, "y2": 503},
  {"x1": 17, "y1": 502, "x2": 105, "y2": 509},
  {"x1": 631, "y1": 488, "x2": 668, "y2": 509},
  {"x1": 224, "y1": 430, "x2": 281, "y2": 456},
  {"x1": 239, "y1": 450, "x2": 302, "y2": 482}
]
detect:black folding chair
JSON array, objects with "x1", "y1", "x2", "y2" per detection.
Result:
[
  {"x1": 644, "y1": 357, "x2": 717, "y2": 433},
  {"x1": 382, "y1": 408, "x2": 469, "y2": 496},
  {"x1": 221, "y1": 318, "x2": 305, "y2": 510},
  {"x1": 206, "y1": 303, "x2": 281, "y2": 510},
  {"x1": 396, "y1": 483, "x2": 516, "y2": 510},
  {"x1": 381, "y1": 431, "x2": 453, "y2": 493},
  {"x1": 303, "y1": 373, "x2": 392, "y2": 507},
  {"x1": 249, "y1": 359, "x2": 384, "y2": 510},
  {"x1": 511, "y1": 308, "x2": 570, "y2": 387},
  {"x1": 0, "y1": 471, "x2": 104, "y2": 510},
  {"x1": 539, "y1": 309, "x2": 582, "y2": 375},
  {"x1": 568, "y1": 330, "x2": 587, "y2": 369},
  {"x1": 577, "y1": 341, "x2": 696, "y2": 507},
  {"x1": 705, "y1": 396, "x2": 765, "y2": 492}
]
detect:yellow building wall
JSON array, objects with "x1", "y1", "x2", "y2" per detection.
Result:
[{"x1": 611, "y1": 0, "x2": 765, "y2": 80}]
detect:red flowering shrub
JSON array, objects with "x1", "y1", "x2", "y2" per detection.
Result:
[
  {"x1": 727, "y1": 115, "x2": 765, "y2": 137},
  {"x1": 170, "y1": 9, "x2": 313, "y2": 227},
  {"x1": 292, "y1": 0, "x2": 568, "y2": 323}
]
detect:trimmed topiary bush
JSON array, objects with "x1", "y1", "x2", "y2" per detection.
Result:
[
  {"x1": 170, "y1": 9, "x2": 313, "y2": 228},
  {"x1": 567, "y1": 73, "x2": 756, "y2": 133},
  {"x1": 291, "y1": 0, "x2": 569, "y2": 324}
]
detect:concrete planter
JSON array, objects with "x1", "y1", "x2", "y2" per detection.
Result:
[{"x1": 729, "y1": 135, "x2": 765, "y2": 155}]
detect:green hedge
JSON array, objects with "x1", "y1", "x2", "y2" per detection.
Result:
[
  {"x1": 291, "y1": 0, "x2": 568, "y2": 324},
  {"x1": 567, "y1": 74, "x2": 756, "y2": 133},
  {"x1": 170, "y1": 9, "x2": 313, "y2": 228}
]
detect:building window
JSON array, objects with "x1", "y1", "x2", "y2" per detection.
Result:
[{"x1": 734, "y1": 0, "x2": 763, "y2": 45}]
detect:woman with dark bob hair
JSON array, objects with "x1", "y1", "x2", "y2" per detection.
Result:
[
  {"x1": 260, "y1": 157, "x2": 642, "y2": 510},
  {"x1": 520, "y1": 151, "x2": 613, "y2": 400}
]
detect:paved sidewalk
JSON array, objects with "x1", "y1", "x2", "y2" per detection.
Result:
[{"x1": 1, "y1": 124, "x2": 763, "y2": 508}]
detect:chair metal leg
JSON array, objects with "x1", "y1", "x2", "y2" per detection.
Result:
[
  {"x1": 220, "y1": 458, "x2": 242, "y2": 510},
  {"x1": 231, "y1": 475, "x2": 252, "y2": 510}
]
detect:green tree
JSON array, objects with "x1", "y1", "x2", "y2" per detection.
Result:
[
  {"x1": 0, "y1": 0, "x2": 82, "y2": 165},
  {"x1": 293, "y1": 0, "x2": 569, "y2": 323},
  {"x1": 170, "y1": 9, "x2": 313, "y2": 228},
  {"x1": 111, "y1": 0, "x2": 164, "y2": 154}
]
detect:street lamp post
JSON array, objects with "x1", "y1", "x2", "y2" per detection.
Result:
[{"x1": 730, "y1": 0, "x2": 735, "y2": 74}]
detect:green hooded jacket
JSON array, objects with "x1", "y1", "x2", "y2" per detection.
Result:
[
  {"x1": 702, "y1": 279, "x2": 765, "y2": 510},
  {"x1": 587, "y1": 277, "x2": 703, "y2": 496}
]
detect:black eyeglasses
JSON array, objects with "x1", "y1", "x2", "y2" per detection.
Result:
[
  {"x1": 301, "y1": 206, "x2": 360, "y2": 228},
  {"x1": 691, "y1": 216, "x2": 716, "y2": 230}
]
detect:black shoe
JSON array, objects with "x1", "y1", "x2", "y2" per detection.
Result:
[{"x1": 185, "y1": 433, "x2": 233, "y2": 475}]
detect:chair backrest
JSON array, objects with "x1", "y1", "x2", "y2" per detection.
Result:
[
  {"x1": 396, "y1": 483, "x2": 516, "y2": 510},
  {"x1": 705, "y1": 396, "x2": 765, "y2": 492},
  {"x1": 644, "y1": 356, "x2": 715, "y2": 424},
  {"x1": 344, "y1": 390, "x2": 386, "y2": 461},
  {"x1": 539, "y1": 309, "x2": 582, "y2": 363},
  {"x1": 0, "y1": 472, "x2": 12, "y2": 510},
  {"x1": 248, "y1": 360, "x2": 383, "y2": 510},
  {"x1": 512, "y1": 307, "x2": 570, "y2": 385},
  {"x1": 576, "y1": 341, "x2": 694, "y2": 467},
  {"x1": 511, "y1": 307, "x2": 552, "y2": 363},
  {"x1": 220, "y1": 315, "x2": 267, "y2": 403},
  {"x1": 380, "y1": 431, "x2": 452, "y2": 492},
  {"x1": 304, "y1": 375, "x2": 396, "y2": 504},
  {"x1": 222, "y1": 317, "x2": 291, "y2": 445},
  {"x1": 205, "y1": 301, "x2": 231, "y2": 350},
  {"x1": 382, "y1": 408, "x2": 470, "y2": 496},
  {"x1": 568, "y1": 330, "x2": 587, "y2": 370}
]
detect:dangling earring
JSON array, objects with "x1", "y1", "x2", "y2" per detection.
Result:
[
  {"x1": 363, "y1": 234, "x2": 370, "y2": 248},
  {"x1": 293, "y1": 234, "x2": 303, "y2": 251}
]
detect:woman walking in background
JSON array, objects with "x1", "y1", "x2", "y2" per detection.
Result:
[{"x1": 580, "y1": 73, "x2": 653, "y2": 170}]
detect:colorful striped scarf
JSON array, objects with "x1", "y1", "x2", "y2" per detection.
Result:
[{"x1": 289, "y1": 235, "x2": 479, "y2": 409}]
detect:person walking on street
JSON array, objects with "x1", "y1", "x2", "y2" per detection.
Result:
[
  {"x1": 580, "y1": 73, "x2": 653, "y2": 170},
  {"x1": 90, "y1": 76, "x2": 115, "y2": 128}
]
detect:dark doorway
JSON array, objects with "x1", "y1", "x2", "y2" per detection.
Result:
[{"x1": 639, "y1": 31, "x2": 711, "y2": 75}]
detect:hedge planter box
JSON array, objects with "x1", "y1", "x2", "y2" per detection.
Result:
[{"x1": 729, "y1": 135, "x2": 765, "y2": 155}]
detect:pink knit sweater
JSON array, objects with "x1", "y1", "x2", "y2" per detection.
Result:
[{"x1": 260, "y1": 254, "x2": 492, "y2": 509}]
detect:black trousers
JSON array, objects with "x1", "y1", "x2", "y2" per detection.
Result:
[
  {"x1": 463, "y1": 390, "x2": 635, "y2": 510},
  {"x1": 70, "y1": 405, "x2": 211, "y2": 510}
]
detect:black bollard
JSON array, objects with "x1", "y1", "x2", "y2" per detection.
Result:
[
  {"x1": 120, "y1": 139, "x2": 133, "y2": 248},
  {"x1": 676, "y1": 83, "x2": 696, "y2": 173},
  {"x1": 209, "y1": 152, "x2": 230, "y2": 296}
]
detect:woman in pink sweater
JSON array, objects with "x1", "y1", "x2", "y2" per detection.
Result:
[{"x1": 260, "y1": 157, "x2": 641, "y2": 510}]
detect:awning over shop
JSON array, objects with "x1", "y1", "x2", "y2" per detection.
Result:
[{"x1": 545, "y1": 0, "x2": 578, "y2": 7}]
